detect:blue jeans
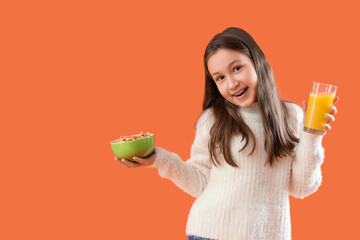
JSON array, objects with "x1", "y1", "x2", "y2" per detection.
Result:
[{"x1": 188, "y1": 235, "x2": 215, "y2": 240}]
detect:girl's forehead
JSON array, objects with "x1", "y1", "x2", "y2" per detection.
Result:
[
  {"x1": 209, "y1": 49, "x2": 248, "y2": 63},
  {"x1": 207, "y1": 49, "x2": 249, "y2": 72}
]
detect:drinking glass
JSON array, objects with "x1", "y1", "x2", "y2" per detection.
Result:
[{"x1": 303, "y1": 82, "x2": 337, "y2": 135}]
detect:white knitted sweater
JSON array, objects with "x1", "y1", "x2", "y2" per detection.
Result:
[{"x1": 150, "y1": 102, "x2": 324, "y2": 240}]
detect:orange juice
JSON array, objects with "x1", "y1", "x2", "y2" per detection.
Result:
[{"x1": 304, "y1": 93, "x2": 335, "y2": 131}]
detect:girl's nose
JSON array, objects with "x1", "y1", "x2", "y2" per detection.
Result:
[{"x1": 228, "y1": 76, "x2": 239, "y2": 90}]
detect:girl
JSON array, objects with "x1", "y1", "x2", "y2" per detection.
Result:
[{"x1": 116, "y1": 27, "x2": 338, "y2": 240}]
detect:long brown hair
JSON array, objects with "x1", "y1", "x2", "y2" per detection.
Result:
[{"x1": 203, "y1": 27, "x2": 299, "y2": 167}]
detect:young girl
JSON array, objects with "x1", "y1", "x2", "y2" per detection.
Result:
[{"x1": 116, "y1": 27, "x2": 338, "y2": 240}]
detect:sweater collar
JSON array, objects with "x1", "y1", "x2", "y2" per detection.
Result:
[{"x1": 239, "y1": 101, "x2": 260, "y2": 114}]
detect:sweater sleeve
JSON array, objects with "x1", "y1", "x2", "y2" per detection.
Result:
[
  {"x1": 149, "y1": 109, "x2": 213, "y2": 198},
  {"x1": 288, "y1": 103, "x2": 325, "y2": 199}
]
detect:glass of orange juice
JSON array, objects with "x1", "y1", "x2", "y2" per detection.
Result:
[{"x1": 303, "y1": 82, "x2": 337, "y2": 135}]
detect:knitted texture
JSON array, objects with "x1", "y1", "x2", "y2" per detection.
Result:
[{"x1": 150, "y1": 102, "x2": 324, "y2": 240}]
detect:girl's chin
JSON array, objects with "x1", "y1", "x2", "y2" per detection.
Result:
[{"x1": 231, "y1": 91, "x2": 255, "y2": 107}]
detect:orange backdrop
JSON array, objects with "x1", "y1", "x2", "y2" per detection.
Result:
[{"x1": 1, "y1": 0, "x2": 359, "y2": 239}]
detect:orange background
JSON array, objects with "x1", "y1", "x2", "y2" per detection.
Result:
[{"x1": 1, "y1": 0, "x2": 359, "y2": 239}]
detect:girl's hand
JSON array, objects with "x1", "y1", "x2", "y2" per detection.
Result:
[
  {"x1": 114, "y1": 150, "x2": 156, "y2": 168},
  {"x1": 302, "y1": 96, "x2": 339, "y2": 132}
]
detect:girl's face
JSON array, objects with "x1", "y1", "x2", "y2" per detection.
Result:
[{"x1": 207, "y1": 49, "x2": 258, "y2": 108}]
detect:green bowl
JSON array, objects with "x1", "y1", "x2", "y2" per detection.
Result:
[{"x1": 110, "y1": 134, "x2": 155, "y2": 160}]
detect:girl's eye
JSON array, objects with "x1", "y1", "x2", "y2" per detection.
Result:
[
  {"x1": 234, "y1": 66, "x2": 241, "y2": 72},
  {"x1": 217, "y1": 76, "x2": 225, "y2": 81}
]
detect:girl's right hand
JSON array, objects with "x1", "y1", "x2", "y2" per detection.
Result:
[{"x1": 115, "y1": 150, "x2": 156, "y2": 168}]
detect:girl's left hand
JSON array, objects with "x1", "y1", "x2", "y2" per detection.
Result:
[{"x1": 302, "y1": 96, "x2": 339, "y2": 131}]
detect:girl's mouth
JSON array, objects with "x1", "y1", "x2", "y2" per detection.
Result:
[{"x1": 234, "y1": 87, "x2": 248, "y2": 98}]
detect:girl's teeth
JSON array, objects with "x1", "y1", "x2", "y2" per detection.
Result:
[{"x1": 235, "y1": 88, "x2": 247, "y2": 96}]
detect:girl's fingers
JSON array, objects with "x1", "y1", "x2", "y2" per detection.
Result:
[
  {"x1": 326, "y1": 113, "x2": 335, "y2": 123},
  {"x1": 114, "y1": 150, "x2": 156, "y2": 168},
  {"x1": 132, "y1": 155, "x2": 155, "y2": 166},
  {"x1": 329, "y1": 96, "x2": 339, "y2": 116},
  {"x1": 132, "y1": 157, "x2": 146, "y2": 165},
  {"x1": 120, "y1": 159, "x2": 142, "y2": 168},
  {"x1": 114, "y1": 156, "x2": 129, "y2": 168},
  {"x1": 132, "y1": 151, "x2": 156, "y2": 166},
  {"x1": 324, "y1": 98, "x2": 338, "y2": 132},
  {"x1": 114, "y1": 156, "x2": 143, "y2": 168},
  {"x1": 330, "y1": 105, "x2": 337, "y2": 115}
]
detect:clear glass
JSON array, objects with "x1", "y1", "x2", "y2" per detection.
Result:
[{"x1": 303, "y1": 82, "x2": 337, "y2": 135}]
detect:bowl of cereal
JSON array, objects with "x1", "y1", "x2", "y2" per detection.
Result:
[{"x1": 110, "y1": 132, "x2": 155, "y2": 161}]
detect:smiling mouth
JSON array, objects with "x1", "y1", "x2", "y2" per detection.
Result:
[{"x1": 234, "y1": 87, "x2": 248, "y2": 97}]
